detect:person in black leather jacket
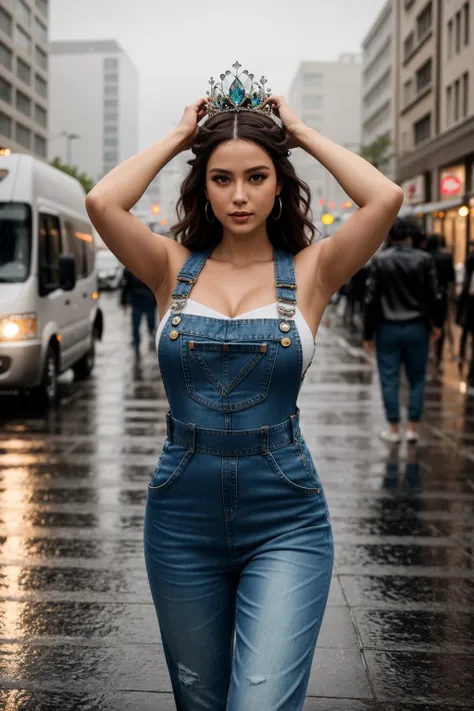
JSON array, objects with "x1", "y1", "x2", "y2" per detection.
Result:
[{"x1": 363, "y1": 218, "x2": 443, "y2": 444}]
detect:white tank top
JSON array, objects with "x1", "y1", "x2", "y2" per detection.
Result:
[{"x1": 156, "y1": 298, "x2": 317, "y2": 376}]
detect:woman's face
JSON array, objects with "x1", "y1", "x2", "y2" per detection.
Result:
[{"x1": 205, "y1": 139, "x2": 281, "y2": 232}]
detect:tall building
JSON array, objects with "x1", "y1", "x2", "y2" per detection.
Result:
[
  {"x1": 395, "y1": 0, "x2": 474, "y2": 266},
  {"x1": 288, "y1": 54, "x2": 362, "y2": 225},
  {"x1": 361, "y1": 0, "x2": 396, "y2": 179},
  {"x1": 0, "y1": 0, "x2": 49, "y2": 159},
  {"x1": 48, "y1": 39, "x2": 138, "y2": 183}
]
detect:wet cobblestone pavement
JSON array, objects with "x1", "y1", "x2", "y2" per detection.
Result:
[{"x1": 1, "y1": 292, "x2": 474, "y2": 710}]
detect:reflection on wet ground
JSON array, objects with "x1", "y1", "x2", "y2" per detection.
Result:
[{"x1": 0, "y1": 293, "x2": 473, "y2": 710}]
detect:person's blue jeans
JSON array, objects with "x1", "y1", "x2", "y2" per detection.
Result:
[
  {"x1": 131, "y1": 304, "x2": 156, "y2": 349},
  {"x1": 375, "y1": 319, "x2": 430, "y2": 424}
]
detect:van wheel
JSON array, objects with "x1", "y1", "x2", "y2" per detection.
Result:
[
  {"x1": 73, "y1": 338, "x2": 95, "y2": 380},
  {"x1": 34, "y1": 345, "x2": 59, "y2": 408}
]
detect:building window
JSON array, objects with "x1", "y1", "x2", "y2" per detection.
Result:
[
  {"x1": 35, "y1": 73, "x2": 47, "y2": 98},
  {"x1": 16, "y1": 89, "x2": 31, "y2": 117},
  {"x1": 16, "y1": 122, "x2": 31, "y2": 149},
  {"x1": 34, "y1": 17, "x2": 47, "y2": 44},
  {"x1": 35, "y1": 134, "x2": 46, "y2": 157},
  {"x1": 464, "y1": 2, "x2": 470, "y2": 45},
  {"x1": 414, "y1": 113, "x2": 431, "y2": 145},
  {"x1": 15, "y1": 24, "x2": 31, "y2": 54},
  {"x1": 454, "y1": 78, "x2": 460, "y2": 121},
  {"x1": 38, "y1": 214, "x2": 61, "y2": 287},
  {"x1": 416, "y1": 58, "x2": 432, "y2": 93},
  {"x1": 35, "y1": 45, "x2": 47, "y2": 71},
  {"x1": 17, "y1": 0, "x2": 31, "y2": 28},
  {"x1": 0, "y1": 41, "x2": 12, "y2": 71},
  {"x1": 455, "y1": 11, "x2": 461, "y2": 52},
  {"x1": 36, "y1": 0, "x2": 48, "y2": 17},
  {"x1": 446, "y1": 85, "x2": 452, "y2": 126},
  {"x1": 17, "y1": 57, "x2": 31, "y2": 84},
  {"x1": 0, "y1": 76, "x2": 12, "y2": 103},
  {"x1": 0, "y1": 7, "x2": 13, "y2": 38},
  {"x1": 302, "y1": 95, "x2": 322, "y2": 110},
  {"x1": 448, "y1": 19, "x2": 453, "y2": 58},
  {"x1": 404, "y1": 78, "x2": 413, "y2": 106},
  {"x1": 0, "y1": 111, "x2": 12, "y2": 137},
  {"x1": 104, "y1": 124, "x2": 118, "y2": 135},
  {"x1": 417, "y1": 1, "x2": 432, "y2": 40},
  {"x1": 103, "y1": 137, "x2": 118, "y2": 148},
  {"x1": 462, "y1": 71, "x2": 469, "y2": 117},
  {"x1": 404, "y1": 31, "x2": 414, "y2": 59},
  {"x1": 104, "y1": 57, "x2": 118, "y2": 70},
  {"x1": 35, "y1": 103, "x2": 47, "y2": 128},
  {"x1": 104, "y1": 110, "x2": 118, "y2": 122},
  {"x1": 103, "y1": 151, "x2": 118, "y2": 162},
  {"x1": 303, "y1": 72, "x2": 323, "y2": 89},
  {"x1": 104, "y1": 72, "x2": 118, "y2": 83},
  {"x1": 104, "y1": 84, "x2": 118, "y2": 97},
  {"x1": 104, "y1": 99, "x2": 118, "y2": 109}
]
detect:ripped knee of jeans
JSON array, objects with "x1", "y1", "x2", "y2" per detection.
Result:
[
  {"x1": 247, "y1": 673, "x2": 267, "y2": 685},
  {"x1": 178, "y1": 661, "x2": 200, "y2": 687}
]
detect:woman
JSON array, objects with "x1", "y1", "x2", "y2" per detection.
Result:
[{"x1": 86, "y1": 64, "x2": 403, "y2": 710}]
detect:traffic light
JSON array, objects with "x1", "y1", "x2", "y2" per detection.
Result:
[{"x1": 151, "y1": 204, "x2": 161, "y2": 215}]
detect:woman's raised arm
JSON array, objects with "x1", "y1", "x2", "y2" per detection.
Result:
[
  {"x1": 292, "y1": 124, "x2": 404, "y2": 299},
  {"x1": 85, "y1": 98, "x2": 209, "y2": 293}
]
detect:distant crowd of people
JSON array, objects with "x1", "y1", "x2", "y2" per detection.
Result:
[{"x1": 331, "y1": 217, "x2": 474, "y2": 444}]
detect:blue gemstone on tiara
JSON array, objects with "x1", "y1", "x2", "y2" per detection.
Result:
[{"x1": 206, "y1": 61, "x2": 273, "y2": 117}]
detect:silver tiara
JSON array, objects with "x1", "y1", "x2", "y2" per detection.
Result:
[{"x1": 206, "y1": 61, "x2": 273, "y2": 117}]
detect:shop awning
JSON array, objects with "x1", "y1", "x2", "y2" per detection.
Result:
[{"x1": 400, "y1": 196, "x2": 466, "y2": 216}]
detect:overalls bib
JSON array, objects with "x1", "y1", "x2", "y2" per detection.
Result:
[{"x1": 144, "y1": 245, "x2": 334, "y2": 711}]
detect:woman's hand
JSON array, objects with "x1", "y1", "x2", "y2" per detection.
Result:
[
  {"x1": 261, "y1": 95, "x2": 306, "y2": 149},
  {"x1": 175, "y1": 97, "x2": 210, "y2": 151}
]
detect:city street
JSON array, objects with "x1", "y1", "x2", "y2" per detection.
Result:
[{"x1": 0, "y1": 292, "x2": 473, "y2": 710}]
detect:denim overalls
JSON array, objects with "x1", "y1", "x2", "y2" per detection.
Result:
[{"x1": 144, "y1": 245, "x2": 334, "y2": 711}]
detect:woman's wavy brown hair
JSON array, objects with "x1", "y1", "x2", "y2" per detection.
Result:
[{"x1": 170, "y1": 110, "x2": 317, "y2": 254}]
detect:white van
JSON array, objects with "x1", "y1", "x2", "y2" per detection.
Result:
[{"x1": 0, "y1": 153, "x2": 103, "y2": 407}]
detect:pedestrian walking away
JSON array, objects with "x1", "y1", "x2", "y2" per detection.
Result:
[
  {"x1": 86, "y1": 61, "x2": 404, "y2": 710},
  {"x1": 426, "y1": 233, "x2": 455, "y2": 376},
  {"x1": 363, "y1": 218, "x2": 443, "y2": 445},
  {"x1": 120, "y1": 267, "x2": 157, "y2": 356}
]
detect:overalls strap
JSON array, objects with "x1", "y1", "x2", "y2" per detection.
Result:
[
  {"x1": 274, "y1": 247, "x2": 297, "y2": 318},
  {"x1": 169, "y1": 247, "x2": 213, "y2": 312}
]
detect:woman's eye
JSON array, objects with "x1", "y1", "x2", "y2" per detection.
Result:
[{"x1": 212, "y1": 174, "x2": 267, "y2": 184}]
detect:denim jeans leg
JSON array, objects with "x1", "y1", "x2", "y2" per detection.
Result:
[
  {"x1": 131, "y1": 307, "x2": 142, "y2": 348},
  {"x1": 402, "y1": 321, "x2": 429, "y2": 422},
  {"x1": 376, "y1": 323, "x2": 402, "y2": 424}
]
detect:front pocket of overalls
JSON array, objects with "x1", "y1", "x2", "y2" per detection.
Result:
[
  {"x1": 180, "y1": 339, "x2": 278, "y2": 412},
  {"x1": 148, "y1": 439, "x2": 193, "y2": 498},
  {"x1": 263, "y1": 443, "x2": 323, "y2": 496}
]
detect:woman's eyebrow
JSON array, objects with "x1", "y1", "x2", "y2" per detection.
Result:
[{"x1": 208, "y1": 165, "x2": 271, "y2": 175}]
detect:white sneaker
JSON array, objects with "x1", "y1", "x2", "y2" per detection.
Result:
[
  {"x1": 379, "y1": 429, "x2": 401, "y2": 444},
  {"x1": 406, "y1": 430, "x2": 419, "y2": 443}
]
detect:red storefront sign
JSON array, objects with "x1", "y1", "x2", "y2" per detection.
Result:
[{"x1": 440, "y1": 175, "x2": 462, "y2": 196}]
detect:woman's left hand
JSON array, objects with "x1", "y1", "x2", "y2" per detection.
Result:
[{"x1": 261, "y1": 95, "x2": 306, "y2": 149}]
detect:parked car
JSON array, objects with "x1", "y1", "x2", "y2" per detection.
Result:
[
  {"x1": 96, "y1": 248, "x2": 124, "y2": 290},
  {"x1": 0, "y1": 153, "x2": 103, "y2": 408}
]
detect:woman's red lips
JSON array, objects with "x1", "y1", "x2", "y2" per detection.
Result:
[{"x1": 230, "y1": 212, "x2": 252, "y2": 216}]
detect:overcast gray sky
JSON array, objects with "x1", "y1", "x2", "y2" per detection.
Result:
[{"x1": 50, "y1": 0, "x2": 387, "y2": 150}]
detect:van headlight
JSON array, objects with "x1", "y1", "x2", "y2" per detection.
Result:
[{"x1": 0, "y1": 313, "x2": 37, "y2": 341}]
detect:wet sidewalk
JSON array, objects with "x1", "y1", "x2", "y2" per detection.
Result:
[{"x1": 0, "y1": 291, "x2": 473, "y2": 710}]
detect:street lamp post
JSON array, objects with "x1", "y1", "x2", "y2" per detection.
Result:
[{"x1": 48, "y1": 130, "x2": 80, "y2": 165}]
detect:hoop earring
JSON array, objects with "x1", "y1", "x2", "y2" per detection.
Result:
[
  {"x1": 271, "y1": 195, "x2": 283, "y2": 220},
  {"x1": 205, "y1": 200, "x2": 215, "y2": 223}
]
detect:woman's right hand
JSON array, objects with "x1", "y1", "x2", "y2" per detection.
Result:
[{"x1": 176, "y1": 97, "x2": 210, "y2": 150}]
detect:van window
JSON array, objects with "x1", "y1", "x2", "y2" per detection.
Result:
[
  {"x1": 38, "y1": 213, "x2": 61, "y2": 291},
  {"x1": 63, "y1": 219, "x2": 94, "y2": 278},
  {"x1": 64, "y1": 219, "x2": 85, "y2": 278},
  {"x1": 0, "y1": 202, "x2": 32, "y2": 283}
]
